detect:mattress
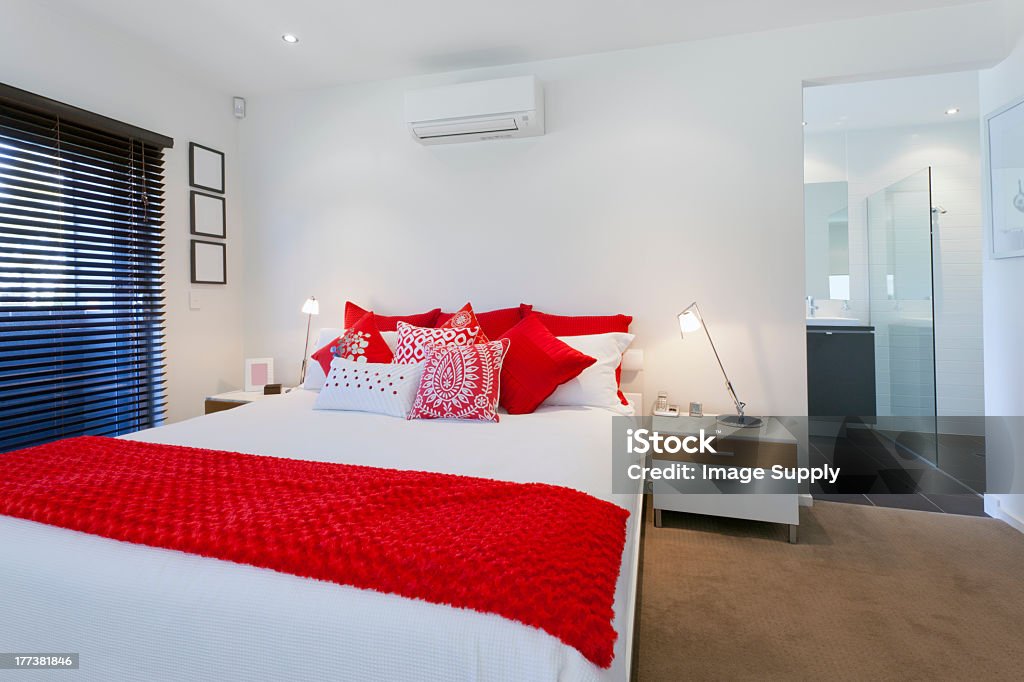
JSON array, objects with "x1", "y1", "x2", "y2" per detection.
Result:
[{"x1": 0, "y1": 390, "x2": 642, "y2": 681}]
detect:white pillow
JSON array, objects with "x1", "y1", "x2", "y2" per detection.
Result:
[
  {"x1": 314, "y1": 357, "x2": 425, "y2": 418},
  {"x1": 302, "y1": 327, "x2": 344, "y2": 390},
  {"x1": 381, "y1": 331, "x2": 398, "y2": 353},
  {"x1": 542, "y1": 333, "x2": 635, "y2": 415}
]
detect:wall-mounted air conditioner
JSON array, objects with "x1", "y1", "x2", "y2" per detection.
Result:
[{"x1": 404, "y1": 76, "x2": 544, "y2": 145}]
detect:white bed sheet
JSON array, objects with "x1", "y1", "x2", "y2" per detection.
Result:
[{"x1": 0, "y1": 391, "x2": 642, "y2": 681}]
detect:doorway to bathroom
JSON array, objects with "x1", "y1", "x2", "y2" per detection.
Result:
[{"x1": 803, "y1": 71, "x2": 986, "y2": 515}]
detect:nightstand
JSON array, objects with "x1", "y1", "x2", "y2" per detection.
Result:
[
  {"x1": 650, "y1": 415, "x2": 800, "y2": 543},
  {"x1": 204, "y1": 390, "x2": 284, "y2": 415}
]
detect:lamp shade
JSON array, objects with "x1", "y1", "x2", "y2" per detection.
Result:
[
  {"x1": 678, "y1": 308, "x2": 701, "y2": 336},
  {"x1": 301, "y1": 297, "x2": 320, "y2": 315}
]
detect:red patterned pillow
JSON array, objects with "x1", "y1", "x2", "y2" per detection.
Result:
[
  {"x1": 344, "y1": 302, "x2": 441, "y2": 332},
  {"x1": 530, "y1": 310, "x2": 633, "y2": 405},
  {"x1": 409, "y1": 339, "x2": 511, "y2": 422},
  {"x1": 434, "y1": 302, "x2": 490, "y2": 342},
  {"x1": 311, "y1": 312, "x2": 393, "y2": 375},
  {"x1": 393, "y1": 321, "x2": 480, "y2": 365},
  {"x1": 437, "y1": 304, "x2": 531, "y2": 339},
  {"x1": 499, "y1": 315, "x2": 596, "y2": 414}
]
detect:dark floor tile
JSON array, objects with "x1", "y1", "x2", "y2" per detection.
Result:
[
  {"x1": 912, "y1": 468, "x2": 979, "y2": 495},
  {"x1": 865, "y1": 493, "x2": 943, "y2": 513},
  {"x1": 923, "y1": 494, "x2": 988, "y2": 517},
  {"x1": 813, "y1": 494, "x2": 873, "y2": 506}
]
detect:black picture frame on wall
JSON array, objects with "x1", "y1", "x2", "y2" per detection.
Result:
[
  {"x1": 189, "y1": 190, "x2": 226, "y2": 238},
  {"x1": 188, "y1": 141, "x2": 225, "y2": 194},
  {"x1": 190, "y1": 239, "x2": 227, "y2": 284}
]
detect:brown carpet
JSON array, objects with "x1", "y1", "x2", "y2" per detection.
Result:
[{"x1": 636, "y1": 500, "x2": 1024, "y2": 681}]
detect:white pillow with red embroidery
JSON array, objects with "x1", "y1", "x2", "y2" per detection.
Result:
[
  {"x1": 392, "y1": 321, "x2": 480, "y2": 364},
  {"x1": 408, "y1": 339, "x2": 510, "y2": 422},
  {"x1": 314, "y1": 357, "x2": 425, "y2": 418}
]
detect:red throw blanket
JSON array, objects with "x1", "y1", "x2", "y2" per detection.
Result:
[{"x1": 0, "y1": 436, "x2": 629, "y2": 668}]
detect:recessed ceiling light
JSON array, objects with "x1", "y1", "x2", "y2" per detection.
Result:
[
  {"x1": 282, "y1": 34, "x2": 299, "y2": 44},
  {"x1": 945, "y1": 107, "x2": 960, "y2": 115}
]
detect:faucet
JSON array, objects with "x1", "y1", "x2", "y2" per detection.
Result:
[{"x1": 806, "y1": 296, "x2": 818, "y2": 318}]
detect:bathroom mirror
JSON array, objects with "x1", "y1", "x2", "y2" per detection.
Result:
[{"x1": 804, "y1": 181, "x2": 850, "y2": 301}]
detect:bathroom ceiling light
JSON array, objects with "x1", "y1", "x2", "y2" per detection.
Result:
[
  {"x1": 945, "y1": 108, "x2": 960, "y2": 115},
  {"x1": 282, "y1": 33, "x2": 299, "y2": 44}
]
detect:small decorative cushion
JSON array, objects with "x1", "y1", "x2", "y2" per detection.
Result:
[
  {"x1": 529, "y1": 310, "x2": 633, "y2": 404},
  {"x1": 542, "y1": 333, "x2": 635, "y2": 415},
  {"x1": 310, "y1": 312, "x2": 393, "y2": 376},
  {"x1": 434, "y1": 302, "x2": 490, "y2": 343},
  {"x1": 392, "y1": 321, "x2": 481, "y2": 365},
  {"x1": 314, "y1": 357, "x2": 425, "y2": 418},
  {"x1": 409, "y1": 339, "x2": 511, "y2": 422},
  {"x1": 436, "y1": 304, "x2": 532, "y2": 339},
  {"x1": 498, "y1": 315, "x2": 596, "y2": 414},
  {"x1": 302, "y1": 327, "x2": 343, "y2": 390},
  {"x1": 344, "y1": 301, "x2": 441, "y2": 331}
]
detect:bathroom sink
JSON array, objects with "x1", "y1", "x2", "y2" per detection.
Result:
[{"x1": 807, "y1": 317, "x2": 861, "y2": 327}]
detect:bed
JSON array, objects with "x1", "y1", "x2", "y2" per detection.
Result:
[{"x1": 0, "y1": 389, "x2": 643, "y2": 681}]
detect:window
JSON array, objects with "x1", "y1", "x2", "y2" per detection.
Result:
[{"x1": 0, "y1": 84, "x2": 172, "y2": 453}]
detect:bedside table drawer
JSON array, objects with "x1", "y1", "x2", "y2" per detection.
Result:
[
  {"x1": 684, "y1": 436, "x2": 797, "y2": 469},
  {"x1": 205, "y1": 399, "x2": 245, "y2": 415}
]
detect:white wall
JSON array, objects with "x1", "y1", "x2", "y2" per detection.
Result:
[
  {"x1": 239, "y1": 1, "x2": 1011, "y2": 427},
  {"x1": 1, "y1": 0, "x2": 243, "y2": 424},
  {"x1": 980, "y1": 1, "x2": 1024, "y2": 530},
  {"x1": 805, "y1": 119, "x2": 985, "y2": 421}
]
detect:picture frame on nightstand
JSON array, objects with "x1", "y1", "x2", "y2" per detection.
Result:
[{"x1": 244, "y1": 357, "x2": 274, "y2": 392}]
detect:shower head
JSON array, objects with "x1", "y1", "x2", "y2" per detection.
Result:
[{"x1": 931, "y1": 205, "x2": 948, "y2": 214}]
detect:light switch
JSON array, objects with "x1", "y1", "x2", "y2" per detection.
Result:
[{"x1": 189, "y1": 291, "x2": 202, "y2": 310}]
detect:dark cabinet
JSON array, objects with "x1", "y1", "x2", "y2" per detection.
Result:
[{"x1": 807, "y1": 326, "x2": 876, "y2": 418}]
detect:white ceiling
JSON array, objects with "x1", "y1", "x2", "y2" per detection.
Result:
[
  {"x1": 803, "y1": 70, "x2": 980, "y2": 133},
  {"x1": 51, "y1": 0, "x2": 988, "y2": 94}
]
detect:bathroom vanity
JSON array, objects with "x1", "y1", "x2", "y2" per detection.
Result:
[{"x1": 806, "y1": 323, "x2": 877, "y2": 418}]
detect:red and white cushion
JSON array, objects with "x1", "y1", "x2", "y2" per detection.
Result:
[
  {"x1": 392, "y1": 321, "x2": 480, "y2": 365},
  {"x1": 436, "y1": 304, "x2": 530, "y2": 339},
  {"x1": 408, "y1": 339, "x2": 511, "y2": 422},
  {"x1": 314, "y1": 357, "x2": 425, "y2": 418},
  {"x1": 310, "y1": 312, "x2": 393, "y2": 376},
  {"x1": 434, "y1": 302, "x2": 489, "y2": 342}
]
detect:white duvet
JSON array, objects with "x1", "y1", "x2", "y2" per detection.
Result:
[{"x1": 0, "y1": 391, "x2": 641, "y2": 681}]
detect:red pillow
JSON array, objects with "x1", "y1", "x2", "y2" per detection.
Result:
[
  {"x1": 529, "y1": 309, "x2": 633, "y2": 405},
  {"x1": 528, "y1": 310, "x2": 632, "y2": 336},
  {"x1": 437, "y1": 304, "x2": 532, "y2": 339},
  {"x1": 408, "y1": 339, "x2": 511, "y2": 422},
  {"x1": 344, "y1": 302, "x2": 441, "y2": 331},
  {"x1": 498, "y1": 316, "x2": 597, "y2": 415},
  {"x1": 311, "y1": 312, "x2": 393, "y2": 375}
]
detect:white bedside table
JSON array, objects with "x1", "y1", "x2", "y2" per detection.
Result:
[
  {"x1": 204, "y1": 390, "x2": 289, "y2": 415},
  {"x1": 650, "y1": 415, "x2": 800, "y2": 543}
]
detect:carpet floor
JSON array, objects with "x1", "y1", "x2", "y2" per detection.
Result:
[{"x1": 636, "y1": 500, "x2": 1024, "y2": 681}]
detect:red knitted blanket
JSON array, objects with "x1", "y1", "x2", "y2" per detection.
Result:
[{"x1": 0, "y1": 436, "x2": 629, "y2": 668}]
